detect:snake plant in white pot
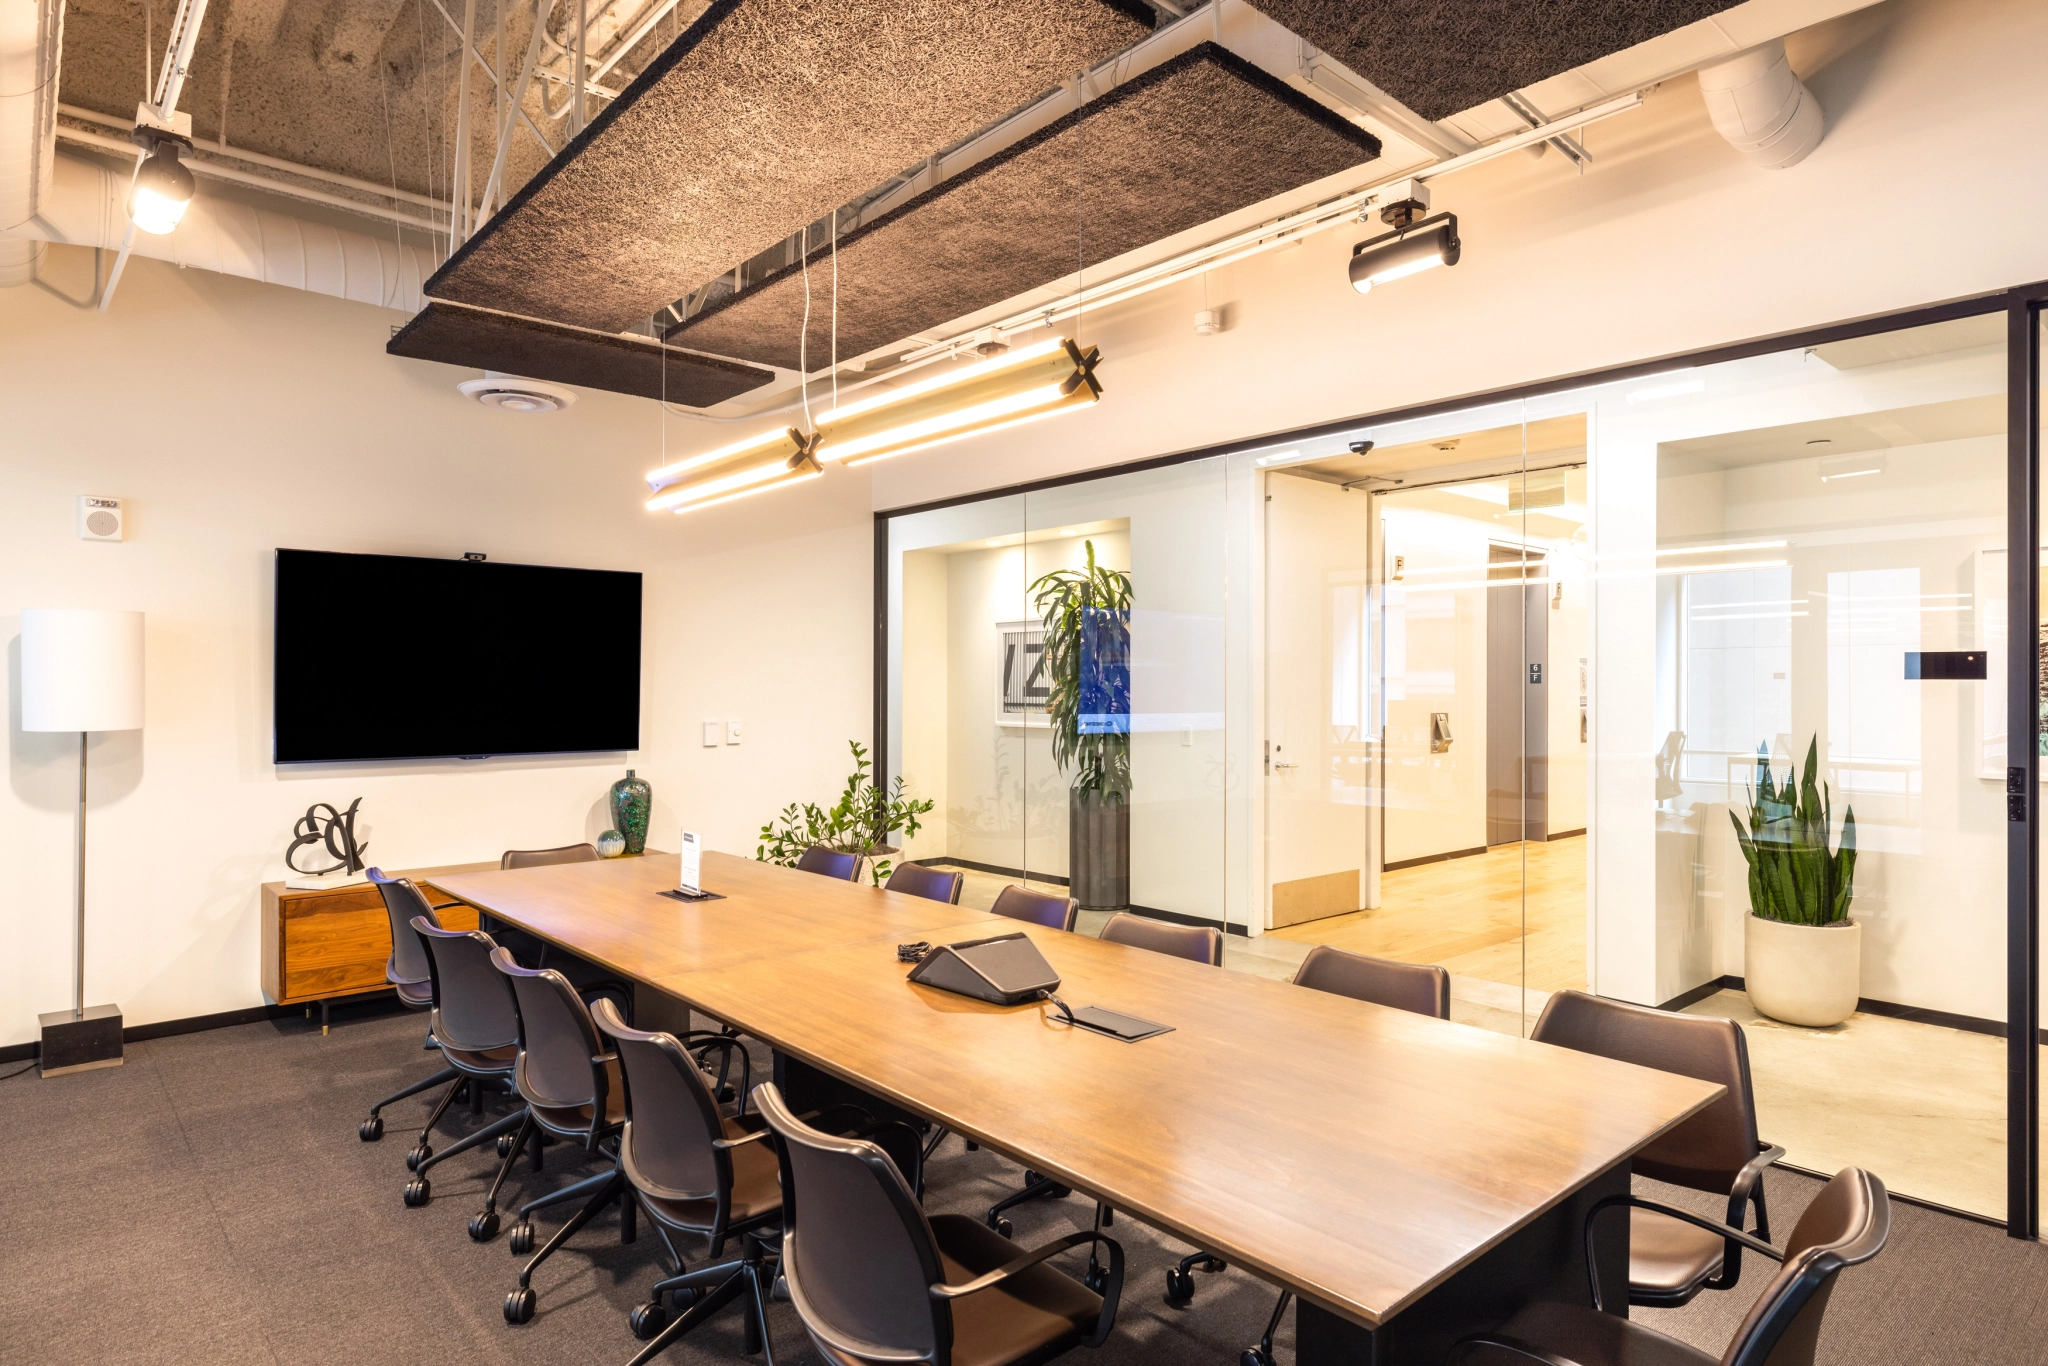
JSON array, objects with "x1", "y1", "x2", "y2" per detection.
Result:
[{"x1": 1729, "y1": 738, "x2": 1861, "y2": 1026}]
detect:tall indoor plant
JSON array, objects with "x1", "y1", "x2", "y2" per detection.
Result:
[
  {"x1": 1030, "y1": 541, "x2": 1132, "y2": 910},
  {"x1": 1729, "y1": 738, "x2": 1861, "y2": 1026}
]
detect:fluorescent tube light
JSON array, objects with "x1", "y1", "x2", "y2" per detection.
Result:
[
  {"x1": 816, "y1": 338, "x2": 1102, "y2": 467},
  {"x1": 1657, "y1": 540, "x2": 1789, "y2": 557},
  {"x1": 1655, "y1": 558, "x2": 1788, "y2": 575},
  {"x1": 1819, "y1": 452, "x2": 1888, "y2": 481},
  {"x1": 644, "y1": 426, "x2": 822, "y2": 514}
]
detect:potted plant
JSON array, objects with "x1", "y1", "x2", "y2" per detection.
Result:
[
  {"x1": 1729, "y1": 738, "x2": 1860, "y2": 1027},
  {"x1": 758, "y1": 741, "x2": 935, "y2": 886},
  {"x1": 1030, "y1": 541, "x2": 1132, "y2": 911}
]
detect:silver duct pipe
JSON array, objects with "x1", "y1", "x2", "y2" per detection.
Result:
[
  {"x1": 0, "y1": 0, "x2": 63, "y2": 286},
  {"x1": 1696, "y1": 39, "x2": 1825, "y2": 170}
]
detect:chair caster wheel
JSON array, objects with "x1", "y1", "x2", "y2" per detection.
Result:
[
  {"x1": 1241, "y1": 1350, "x2": 1274, "y2": 1366},
  {"x1": 503, "y1": 1287, "x2": 536, "y2": 1324},
  {"x1": 1084, "y1": 1265, "x2": 1109, "y2": 1294},
  {"x1": 402, "y1": 1178, "x2": 431, "y2": 1207},
  {"x1": 629, "y1": 1301, "x2": 669, "y2": 1340},
  {"x1": 405, "y1": 1144, "x2": 431, "y2": 1171},
  {"x1": 988, "y1": 1215, "x2": 1013, "y2": 1239},
  {"x1": 508, "y1": 1221, "x2": 535, "y2": 1255},
  {"x1": 468, "y1": 1211, "x2": 500, "y2": 1241},
  {"x1": 496, "y1": 1133, "x2": 518, "y2": 1159},
  {"x1": 1164, "y1": 1267, "x2": 1194, "y2": 1307},
  {"x1": 359, "y1": 1116, "x2": 383, "y2": 1141}
]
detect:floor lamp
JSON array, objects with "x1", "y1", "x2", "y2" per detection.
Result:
[{"x1": 22, "y1": 608, "x2": 144, "y2": 1077}]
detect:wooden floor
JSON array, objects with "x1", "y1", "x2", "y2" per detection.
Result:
[{"x1": 1269, "y1": 837, "x2": 1588, "y2": 994}]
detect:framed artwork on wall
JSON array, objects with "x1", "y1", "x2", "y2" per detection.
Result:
[{"x1": 997, "y1": 620, "x2": 1050, "y2": 728}]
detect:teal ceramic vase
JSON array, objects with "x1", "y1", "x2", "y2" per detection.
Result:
[
  {"x1": 609, "y1": 770, "x2": 651, "y2": 855},
  {"x1": 596, "y1": 829, "x2": 626, "y2": 858}
]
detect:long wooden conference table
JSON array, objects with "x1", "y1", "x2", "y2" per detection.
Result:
[{"x1": 429, "y1": 851, "x2": 1721, "y2": 1365}]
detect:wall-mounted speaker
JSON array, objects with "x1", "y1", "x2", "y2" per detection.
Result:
[{"x1": 77, "y1": 495, "x2": 124, "y2": 541}]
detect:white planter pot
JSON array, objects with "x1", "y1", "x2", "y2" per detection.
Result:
[{"x1": 1744, "y1": 915, "x2": 1861, "y2": 1027}]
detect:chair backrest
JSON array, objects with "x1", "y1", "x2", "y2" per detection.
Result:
[
  {"x1": 411, "y1": 918, "x2": 520, "y2": 1053},
  {"x1": 490, "y1": 947, "x2": 610, "y2": 1115},
  {"x1": 367, "y1": 868, "x2": 439, "y2": 988},
  {"x1": 591, "y1": 998, "x2": 730, "y2": 1204},
  {"x1": 1292, "y1": 945, "x2": 1449, "y2": 1019},
  {"x1": 1099, "y1": 911, "x2": 1223, "y2": 966},
  {"x1": 990, "y1": 884, "x2": 1078, "y2": 932},
  {"x1": 756, "y1": 1082, "x2": 952, "y2": 1363},
  {"x1": 1721, "y1": 1167, "x2": 1887, "y2": 1366},
  {"x1": 1532, "y1": 990, "x2": 1763, "y2": 1195},
  {"x1": 796, "y1": 845, "x2": 862, "y2": 881},
  {"x1": 501, "y1": 843, "x2": 599, "y2": 870},
  {"x1": 884, "y1": 862, "x2": 965, "y2": 905}
]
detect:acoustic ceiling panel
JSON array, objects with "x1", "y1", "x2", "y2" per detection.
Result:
[
  {"x1": 1246, "y1": 0, "x2": 1746, "y2": 122},
  {"x1": 387, "y1": 302, "x2": 774, "y2": 406},
  {"x1": 665, "y1": 46, "x2": 1380, "y2": 371},
  {"x1": 425, "y1": 0, "x2": 1153, "y2": 334}
]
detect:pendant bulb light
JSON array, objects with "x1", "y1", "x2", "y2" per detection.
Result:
[{"x1": 129, "y1": 135, "x2": 196, "y2": 235}]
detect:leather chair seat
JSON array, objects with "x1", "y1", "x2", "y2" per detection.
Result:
[
  {"x1": 639, "y1": 1119, "x2": 784, "y2": 1231},
  {"x1": 932, "y1": 1214, "x2": 1102, "y2": 1366},
  {"x1": 442, "y1": 1042, "x2": 517, "y2": 1072},
  {"x1": 394, "y1": 979, "x2": 434, "y2": 1009},
  {"x1": 1630, "y1": 1207, "x2": 1725, "y2": 1302},
  {"x1": 1460, "y1": 1300, "x2": 1717, "y2": 1366}
]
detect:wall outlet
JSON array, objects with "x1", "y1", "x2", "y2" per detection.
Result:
[
  {"x1": 702, "y1": 721, "x2": 721, "y2": 747},
  {"x1": 78, "y1": 495, "x2": 123, "y2": 541},
  {"x1": 1181, "y1": 726, "x2": 1194, "y2": 747},
  {"x1": 725, "y1": 719, "x2": 743, "y2": 745}
]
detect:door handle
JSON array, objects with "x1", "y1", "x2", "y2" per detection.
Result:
[{"x1": 1273, "y1": 762, "x2": 1300, "y2": 770}]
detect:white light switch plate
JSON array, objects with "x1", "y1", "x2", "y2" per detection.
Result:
[
  {"x1": 702, "y1": 721, "x2": 721, "y2": 747},
  {"x1": 725, "y1": 719, "x2": 743, "y2": 745}
]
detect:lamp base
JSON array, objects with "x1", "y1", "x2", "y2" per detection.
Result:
[{"x1": 39, "y1": 1004, "x2": 124, "y2": 1077}]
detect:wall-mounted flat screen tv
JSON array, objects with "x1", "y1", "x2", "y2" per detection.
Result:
[{"x1": 273, "y1": 549, "x2": 642, "y2": 763}]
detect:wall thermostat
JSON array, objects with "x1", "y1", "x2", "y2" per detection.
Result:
[{"x1": 78, "y1": 496, "x2": 124, "y2": 541}]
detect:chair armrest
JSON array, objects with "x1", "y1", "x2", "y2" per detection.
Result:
[
  {"x1": 1447, "y1": 1332, "x2": 1593, "y2": 1366},
  {"x1": 931, "y1": 1229, "x2": 1125, "y2": 1346},
  {"x1": 1726, "y1": 1143, "x2": 1785, "y2": 1229},
  {"x1": 686, "y1": 1035, "x2": 755, "y2": 1116},
  {"x1": 711, "y1": 1127, "x2": 775, "y2": 1151},
  {"x1": 1583, "y1": 1194, "x2": 1783, "y2": 1312}
]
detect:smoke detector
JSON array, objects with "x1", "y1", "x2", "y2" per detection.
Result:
[
  {"x1": 458, "y1": 372, "x2": 576, "y2": 413},
  {"x1": 1193, "y1": 309, "x2": 1221, "y2": 336}
]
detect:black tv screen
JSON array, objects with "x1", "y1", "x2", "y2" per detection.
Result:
[{"x1": 273, "y1": 549, "x2": 642, "y2": 763}]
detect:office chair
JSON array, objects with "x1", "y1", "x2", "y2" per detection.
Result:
[
  {"x1": 759, "y1": 1081, "x2": 1126, "y2": 1366},
  {"x1": 591, "y1": 998, "x2": 785, "y2": 1361},
  {"x1": 1450, "y1": 1166, "x2": 1888, "y2": 1366},
  {"x1": 491, "y1": 946, "x2": 639, "y2": 1325},
  {"x1": 796, "y1": 845, "x2": 862, "y2": 881},
  {"x1": 1532, "y1": 990, "x2": 1784, "y2": 1308},
  {"x1": 1096, "y1": 912, "x2": 1223, "y2": 965},
  {"x1": 884, "y1": 862, "x2": 965, "y2": 904},
  {"x1": 502, "y1": 843, "x2": 600, "y2": 869},
  {"x1": 357, "y1": 870, "x2": 462, "y2": 1143},
  {"x1": 1241, "y1": 947, "x2": 1450, "y2": 1364},
  {"x1": 990, "y1": 884, "x2": 1079, "y2": 931},
  {"x1": 402, "y1": 920, "x2": 533, "y2": 1218}
]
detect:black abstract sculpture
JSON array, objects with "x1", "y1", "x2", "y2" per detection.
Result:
[{"x1": 286, "y1": 799, "x2": 369, "y2": 877}]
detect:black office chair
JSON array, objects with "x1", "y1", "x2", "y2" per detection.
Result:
[
  {"x1": 592, "y1": 998, "x2": 785, "y2": 1361},
  {"x1": 885, "y1": 862, "x2": 966, "y2": 904},
  {"x1": 759, "y1": 1081, "x2": 1126, "y2": 1366},
  {"x1": 1532, "y1": 990, "x2": 1784, "y2": 1308},
  {"x1": 1450, "y1": 1167, "x2": 1888, "y2": 1366},
  {"x1": 402, "y1": 920, "x2": 533, "y2": 1216},
  {"x1": 796, "y1": 845, "x2": 862, "y2": 881},
  {"x1": 1241, "y1": 947, "x2": 1451, "y2": 1364},
  {"x1": 357, "y1": 869, "x2": 462, "y2": 1143},
  {"x1": 991, "y1": 884, "x2": 1079, "y2": 931},
  {"x1": 492, "y1": 947, "x2": 637, "y2": 1325},
  {"x1": 503, "y1": 843, "x2": 600, "y2": 869}
]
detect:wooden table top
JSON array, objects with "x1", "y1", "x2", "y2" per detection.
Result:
[
  {"x1": 427, "y1": 851, "x2": 986, "y2": 986},
  {"x1": 431, "y1": 857, "x2": 1723, "y2": 1331}
]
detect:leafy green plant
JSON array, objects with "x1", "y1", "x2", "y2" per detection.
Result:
[
  {"x1": 757, "y1": 740, "x2": 935, "y2": 886},
  {"x1": 1029, "y1": 540, "x2": 1133, "y2": 798},
  {"x1": 1729, "y1": 738, "x2": 1856, "y2": 926}
]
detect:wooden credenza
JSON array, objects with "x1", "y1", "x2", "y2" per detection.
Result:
[{"x1": 260, "y1": 861, "x2": 496, "y2": 1007}]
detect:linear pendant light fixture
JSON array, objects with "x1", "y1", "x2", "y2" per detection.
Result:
[
  {"x1": 645, "y1": 426, "x2": 824, "y2": 514},
  {"x1": 814, "y1": 337, "x2": 1103, "y2": 468}
]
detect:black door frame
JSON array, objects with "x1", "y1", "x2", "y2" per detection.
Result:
[{"x1": 874, "y1": 283, "x2": 2047, "y2": 1238}]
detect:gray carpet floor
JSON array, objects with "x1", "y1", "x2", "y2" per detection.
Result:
[{"x1": 1, "y1": 1007, "x2": 2044, "y2": 1365}]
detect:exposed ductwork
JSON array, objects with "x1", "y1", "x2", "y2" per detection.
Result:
[
  {"x1": 1696, "y1": 38, "x2": 1824, "y2": 170},
  {"x1": 0, "y1": 0, "x2": 63, "y2": 286}
]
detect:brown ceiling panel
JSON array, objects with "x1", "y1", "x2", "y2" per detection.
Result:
[
  {"x1": 425, "y1": 0, "x2": 1154, "y2": 333},
  {"x1": 664, "y1": 46, "x2": 1379, "y2": 371},
  {"x1": 1245, "y1": 0, "x2": 1746, "y2": 122},
  {"x1": 387, "y1": 302, "x2": 774, "y2": 406}
]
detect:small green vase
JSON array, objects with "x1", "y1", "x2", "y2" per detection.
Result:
[{"x1": 609, "y1": 769, "x2": 651, "y2": 855}]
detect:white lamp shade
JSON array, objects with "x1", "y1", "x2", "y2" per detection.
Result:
[{"x1": 21, "y1": 609, "x2": 145, "y2": 732}]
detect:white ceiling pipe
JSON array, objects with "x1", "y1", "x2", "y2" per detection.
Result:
[
  {"x1": 1696, "y1": 39, "x2": 1823, "y2": 170},
  {"x1": 0, "y1": 0, "x2": 63, "y2": 287},
  {"x1": 3, "y1": 151, "x2": 436, "y2": 310}
]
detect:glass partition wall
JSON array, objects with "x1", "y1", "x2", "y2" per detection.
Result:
[{"x1": 879, "y1": 297, "x2": 2039, "y2": 1228}]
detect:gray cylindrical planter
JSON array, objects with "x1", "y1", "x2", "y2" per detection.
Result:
[{"x1": 1069, "y1": 787, "x2": 1129, "y2": 911}]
